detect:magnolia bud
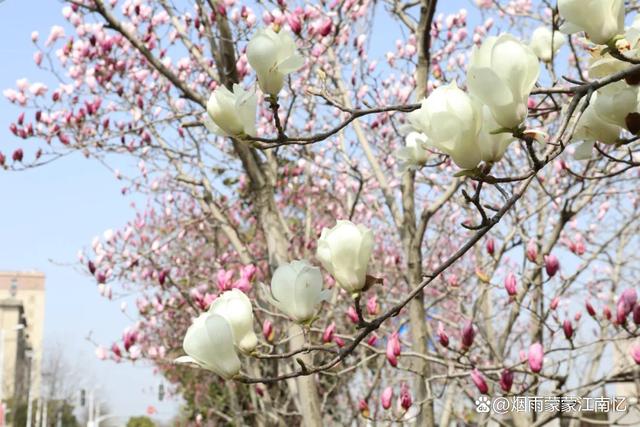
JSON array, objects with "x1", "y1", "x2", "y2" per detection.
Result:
[
  {"x1": 323, "y1": 322, "x2": 336, "y2": 343},
  {"x1": 346, "y1": 306, "x2": 359, "y2": 323},
  {"x1": 461, "y1": 321, "x2": 475, "y2": 349},
  {"x1": 262, "y1": 319, "x2": 274, "y2": 342},
  {"x1": 586, "y1": 300, "x2": 596, "y2": 317},
  {"x1": 366, "y1": 334, "x2": 378, "y2": 346},
  {"x1": 563, "y1": 320, "x2": 574, "y2": 339},
  {"x1": 486, "y1": 238, "x2": 495, "y2": 255},
  {"x1": 550, "y1": 297, "x2": 559, "y2": 310},
  {"x1": 504, "y1": 272, "x2": 517, "y2": 296},
  {"x1": 399, "y1": 383, "x2": 412, "y2": 410},
  {"x1": 88, "y1": 260, "x2": 96, "y2": 275},
  {"x1": 471, "y1": 369, "x2": 488, "y2": 394},
  {"x1": 528, "y1": 342, "x2": 544, "y2": 373},
  {"x1": 526, "y1": 239, "x2": 538, "y2": 262},
  {"x1": 631, "y1": 343, "x2": 640, "y2": 365},
  {"x1": 12, "y1": 149, "x2": 23, "y2": 162},
  {"x1": 499, "y1": 369, "x2": 513, "y2": 392},
  {"x1": 544, "y1": 254, "x2": 560, "y2": 277},
  {"x1": 437, "y1": 322, "x2": 449, "y2": 348},
  {"x1": 358, "y1": 399, "x2": 369, "y2": 418},
  {"x1": 381, "y1": 387, "x2": 393, "y2": 410},
  {"x1": 386, "y1": 332, "x2": 400, "y2": 367}
]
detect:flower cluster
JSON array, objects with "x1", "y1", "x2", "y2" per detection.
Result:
[{"x1": 176, "y1": 220, "x2": 373, "y2": 377}]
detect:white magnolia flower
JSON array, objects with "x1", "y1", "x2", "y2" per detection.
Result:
[
  {"x1": 407, "y1": 82, "x2": 482, "y2": 170},
  {"x1": 467, "y1": 34, "x2": 539, "y2": 129},
  {"x1": 247, "y1": 28, "x2": 304, "y2": 96},
  {"x1": 270, "y1": 260, "x2": 331, "y2": 322},
  {"x1": 593, "y1": 81, "x2": 639, "y2": 129},
  {"x1": 205, "y1": 84, "x2": 257, "y2": 137},
  {"x1": 477, "y1": 105, "x2": 515, "y2": 163},
  {"x1": 558, "y1": 0, "x2": 625, "y2": 45},
  {"x1": 209, "y1": 289, "x2": 258, "y2": 353},
  {"x1": 588, "y1": 51, "x2": 630, "y2": 80},
  {"x1": 395, "y1": 132, "x2": 430, "y2": 174},
  {"x1": 316, "y1": 220, "x2": 374, "y2": 294},
  {"x1": 571, "y1": 97, "x2": 621, "y2": 159},
  {"x1": 530, "y1": 27, "x2": 565, "y2": 62},
  {"x1": 175, "y1": 313, "x2": 241, "y2": 379}
]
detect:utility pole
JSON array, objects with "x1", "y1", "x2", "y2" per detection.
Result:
[{"x1": 25, "y1": 350, "x2": 34, "y2": 427}]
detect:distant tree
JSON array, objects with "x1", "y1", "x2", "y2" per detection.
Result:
[{"x1": 126, "y1": 416, "x2": 155, "y2": 427}]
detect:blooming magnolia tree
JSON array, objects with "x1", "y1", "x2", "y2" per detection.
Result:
[{"x1": 6, "y1": 0, "x2": 640, "y2": 425}]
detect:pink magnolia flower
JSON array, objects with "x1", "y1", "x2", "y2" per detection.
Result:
[
  {"x1": 216, "y1": 269, "x2": 233, "y2": 291},
  {"x1": 470, "y1": 369, "x2": 488, "y2": 394},
  {"x1": 528, "y1": 342, "x2": 544, "y2": 373},
  {"x1": 381, "y1": 387, "x2": 393, "y2": 410}
]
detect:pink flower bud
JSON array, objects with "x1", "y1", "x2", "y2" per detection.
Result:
[
  {"x1": 0, "y1": 152, "x2": 5, "y2": 167},
  {"x1": 603, "y1": 306, "x2": 612, "y2": 320},
  {"x1": 318, "y1": 18, "x2": 332, "y2": 37},
  {"x1": 12, "y1": 149, "x2": 23, "y2": 162},
  {"x1": 366, "y1": 334, "x2": 378, "y2": 346},
  {"x1": 287, "y1": 14, "x2": 302, "y2": 34},
  {"x1": 366, "y1": 295, "x2": 379, "y2": 315},
  {"x1": 216, "y1": 269, "x2": 233, "y2": 291},
  {"x1": 616, "y1": 300, "x2": 628, "y2": 325},
  {"x1": 88, "y1": 260, "x2": 96, "y2": 275},
  {"x1": 528, "y1": 342, "x2": 544, "y2": 373},
  {"x1": 504, "y1": 272, "x2": 517, "y2": 296},
  {"x1": 486, "y1": 237, "x2": 495, "y2": 255},
  {"x1": 399, "y1": 383, "x2": 412, "y2": 410},
  {"x1": 470, "y1": 369, "x2": 488, "y2": 394},
  {"x1": 461, "y1": 321, "x2": 475, "y2": 349},
  {"x1": 334, "y1": 336, "x2": 345, "y2": 347},
  {"x1": 263, "y1": 319, "x2": 274, "y2": 342},
  {"x1": 358, "y1": 399, "x2": 369, "y2": 417},
  {"x1": 586, "y1": 300, "x2": 596, "y2": 317},
  {"x1": 550, "y1": 297, "x2": 559, "y2": 310},
  {"x1": 158, "y1": 270, "x2": 168, "y2": 285},
  {"x1": 111, "y1": 343, "x2": 122, "y2": 359},
  {"x1": 381, "y1": 387, "x2": 393, "y2": 410},
  {"x1": 323, "y1": 322, "x2": 336, "y2": 343},
  {"x1": 630, "y1": 343, "x2": 640, "y2": 364},
  {"x1": 633, "y1": 305, "x2": 640, "y2": 325},
  {"x1": 499, "y1": 369, "x2": 513, "y2": 392},
  {"x1": 346, "y1": 306, "x2": 359, "y2": 323},
  {"x1": 526, "y1": 239, "x2": 538, "y2": 262},
  {"x1": 437, "y1": 322, "x2": 449, "y2": 348},
  {"x1": 620, "y1": 288, "x2": 637, "y2": 308},
  {"x1": 563, "y1": 320, "x2": 573, "y2": 339},
  {"x1": 386, "y1": 332, "x2": 400, "y2": 366},
  {"x1": 544, "y1": 254, "x2": 560, "y2": 277}
]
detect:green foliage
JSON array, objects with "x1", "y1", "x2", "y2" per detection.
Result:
[{"x1": 126, "y1": 415, "x2": 156, "y2": 427}]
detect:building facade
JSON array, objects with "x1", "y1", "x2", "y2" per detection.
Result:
[{"x1": 0, "y1": 272, "x2": 45, "y2": 404}]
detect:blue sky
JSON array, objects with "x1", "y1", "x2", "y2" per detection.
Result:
[{"x1": 0, "y1": 0, "x2": 179, "y2": 420}]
